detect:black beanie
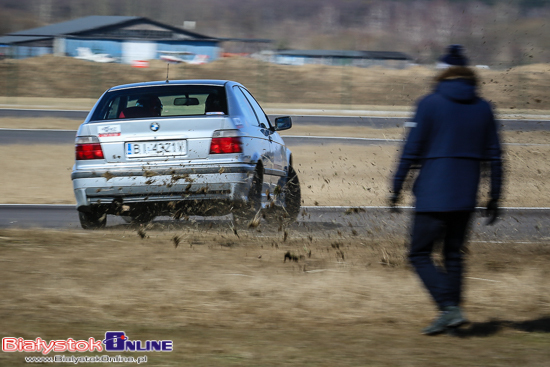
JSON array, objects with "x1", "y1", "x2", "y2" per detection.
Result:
[{"x1": 439, "y1": 44, "x2": 468, "y2": 67}]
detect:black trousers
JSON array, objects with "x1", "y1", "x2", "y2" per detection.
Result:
[{"x1": 409, "y1": 211, "x2": 473, "y2": 310}]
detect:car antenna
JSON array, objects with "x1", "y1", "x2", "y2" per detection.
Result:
[{"x1": 165, "y1": 63, "x2": 170, "y2": 83}]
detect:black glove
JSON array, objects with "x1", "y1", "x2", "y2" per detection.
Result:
[
  {"x1": 484, "y1": 198, "x2": 499, "y2": 225},
  {"x1": 388, "y1": 192, "x2": 401, "y2": 213}
]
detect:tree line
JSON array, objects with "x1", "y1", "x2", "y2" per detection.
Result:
[{"x1": 1, "y1": 0, "x2": 549, "y2": 66}]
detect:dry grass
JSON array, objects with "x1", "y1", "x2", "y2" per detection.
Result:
[
  {"x1": 291, "y1": 143, "x2": 550, "y2": 208},
  {"x1": 1, "y1": 135, "x2": 550, "y2": 207},
  {"x1": 0, "y1": 144, "x2": 74, "y2": 204},
  {"x1": 0, "y1": 117, "x2": 84, "y2": 130},
  {"x1": 0, "y1": 228, "x2": 549, "y2": 366},
  {"x1": 0, "y1": 97, "x2": 97, "y2": 110},
  {"x1": 1, "y1": 56, "x2": 550, "y2": 110}
]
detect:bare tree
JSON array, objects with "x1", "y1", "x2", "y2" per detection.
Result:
[{"x1": 1, "y1": 0, "x2": 549, "y2": 65}]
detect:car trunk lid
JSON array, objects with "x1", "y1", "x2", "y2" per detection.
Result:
[{"x1": 89, "y1": 116, "x2": 230, "y2": 163}]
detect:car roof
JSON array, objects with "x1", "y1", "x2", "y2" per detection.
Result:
[{"x1": 108, "y1": 79, "x2": 240, "y2": 92}]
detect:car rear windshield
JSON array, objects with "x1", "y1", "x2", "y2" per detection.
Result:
[{"x1": 90, "y1": 85, "x2": 228, "y2": 121}]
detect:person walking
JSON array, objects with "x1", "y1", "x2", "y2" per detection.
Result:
[{"x1": 390, "y1": 45, "x2": 503, "y2": 335}]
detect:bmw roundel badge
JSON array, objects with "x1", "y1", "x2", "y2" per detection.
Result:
[{"x1": 150, "y1": 122, "x2": 160, "y2": 132}]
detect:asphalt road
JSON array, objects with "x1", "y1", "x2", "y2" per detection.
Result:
[
  {"x1": 0, "y1": 205, "x2": 548, "y2": 242},
  {"x1": 1, "y1": 108, "x2": 549, "y2": 146},
  {"x1": 0, "y1": 129, "x2": 402, "y2": 146},
  {"x1": 2, "y1": 129, "x2": 547, "y2": 147},
  {"x1": 1, "y1": 108, "x2": 550, "y2": 130},
  {"x1": 0, "y1": 129, "x2": 77, "y2": 144},
  {"x1": 1, "y1": 108, "x2": 549, "y2": 242},
  {"x1": 0, "y1": 108, "x2": 90, "y2": 120}
]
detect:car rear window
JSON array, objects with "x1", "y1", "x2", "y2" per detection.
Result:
[{"x1": 90, "y1": 85, "x2": 227, "y2": 121}]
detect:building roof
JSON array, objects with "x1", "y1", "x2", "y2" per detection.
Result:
[
  {"x1": 9, "y1": 16, "x2": 140, "y2": 37},
  {"x1": 277, "y1": 50, "x2": 363, "y2": 58},
  {"x1": 0, "y1": 35, "x2": 51, "y2": 45},
  {"x1": 3, "y1": 15, "x2": 217, "y2": 43},
  {"x1": 363, "y1": 51, "x2": 411, "y2": 60},
  {"x1": 277, "y1": 49, "x2": 411, "y2": 60}
]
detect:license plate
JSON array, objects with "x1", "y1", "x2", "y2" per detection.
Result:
[{"x1": 126, "y1": 140, "x2": 187, "y2": 157}]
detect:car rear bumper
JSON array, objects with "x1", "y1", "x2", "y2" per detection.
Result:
[
  {"x1": 72, "y1": 163, "x2": 256, "y2": 210},
  {"x1": 70, "y1": 164, "x2": 255, "y2": 180}
]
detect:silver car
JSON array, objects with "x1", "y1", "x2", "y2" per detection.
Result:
[{"x1": 71, "y1": 80, "x2": 300, "y2": 229}]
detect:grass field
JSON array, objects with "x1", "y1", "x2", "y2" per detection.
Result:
[
  {"x1": 1, "y1": 142, "x2": 550, "y2": 207},
  {"x1": 0, "y1": 228, "x2": 549, "y2": 366},
  {"x1": 1, "y1": 56, "x2": 550, "y2": 111}
]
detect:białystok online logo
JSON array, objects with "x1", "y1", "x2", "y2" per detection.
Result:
[{"x1": 2, "y1": 331, "x2": 173, "y2": 355}]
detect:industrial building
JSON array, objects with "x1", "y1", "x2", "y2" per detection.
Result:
[
  {"x1": 275, "y1": 50, "x2": 413, "y2": 69},
  {"x1": 0, "y1": 16, "x2": 221, "y2": 64}
]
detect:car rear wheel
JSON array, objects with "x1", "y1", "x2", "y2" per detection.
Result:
[
  {"x1": 78, "y1": 210, "x2": 107, "y2": 229},
  {"x1": 233, "y1": 167, "x2": 262, "y2": 225},
  {"x1": 282, "y1": 165, "x2": 301, "y2": 223}
]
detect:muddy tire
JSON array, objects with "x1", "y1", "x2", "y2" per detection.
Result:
[
  {"x1": 282, "y1": 165, "x2": 301, "y2": 223},
  {"x1": 78, "y1": 210, "x2": 107, "y2": 229}
]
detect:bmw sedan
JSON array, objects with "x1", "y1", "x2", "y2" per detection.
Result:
[{"x1": 71, "y1": 80, "x2": 300, "y2": 229}]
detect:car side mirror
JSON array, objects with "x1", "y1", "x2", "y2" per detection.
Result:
[{"x1": 274, "y1": 116, "x2": 292, "y2": 131}]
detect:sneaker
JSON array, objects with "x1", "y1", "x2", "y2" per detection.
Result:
[
  {"x1": 422, "y1": 306, "x2": 468, "y2": 335},
  {"x1": 445, "y1": 306, "x2": 468, "y2": 328}
]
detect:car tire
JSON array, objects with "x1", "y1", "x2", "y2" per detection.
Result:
[
  {"x1": 282, "y1": 165, "x2": 301, "y2": 223},
  {"x1": 78, "y1": 210, "x2": 107, "y2": 230},
  {"x1": 233, "y1": 166, "x2": 262, "y2": 225}
]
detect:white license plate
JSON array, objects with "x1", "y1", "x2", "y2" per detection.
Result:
[{"x1": 126, "y1": 140, "x2": 187, "y2": 157}]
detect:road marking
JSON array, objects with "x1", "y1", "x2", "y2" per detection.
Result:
[
  {"x1": 466, "y1": 277, "x2": 501, "y2": 283},
  {"x1": 2, "y1": 130, "x2": 549, "y2": 146},
  {"x1": 0, "y1": 127, "x2": 77, "y2": 132},
  {"x1": 285, "y1": 135, "x2": 402, "y2": 142},
  {"x1": 2, "y1": 204, "x2": 550, "y2": 210}
]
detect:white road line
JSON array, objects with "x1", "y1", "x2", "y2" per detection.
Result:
[
  {"x1": 0, "y1": 127, "x2": 77, "y2": 132},
  {"x1": 3, "y1": 204, "x2": 548, "y2": 210},
  {"x1": 465, "y1": 277, "x2": 501, "y2": 283},
  {"x1": 302, "y1": 206, "x2": 550, "y2": 210},
  {"x1": 284, "y1": 135, "x2": 402, "y2": 142},
  {"x1": 0, "y1": 107, "x2": 88, "y2": 112},
  {"x1": 0, "y1": 204, "x2": 75, "y2": 207},
  {"x1": 472, "y1": 241, "x2": 550, "y2": 244}
]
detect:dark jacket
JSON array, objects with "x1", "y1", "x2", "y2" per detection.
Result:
[{"x1": 393, "y1": 69, "x2": 503, "y2": 212}]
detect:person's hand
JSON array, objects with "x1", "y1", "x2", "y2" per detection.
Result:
[
  {"x1": 388, "y1": 192, "x2": 401, "y2": 213},
  {"x1": 484, "y1": 198, "x2": 499, "y2": 225}
]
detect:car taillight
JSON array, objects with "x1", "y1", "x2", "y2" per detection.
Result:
[
  {"x1": 75, "y1": 136, "x2": 104, "y2": 160},
  {"x1": 209, "y1": 130, "x2": 242, "y2": 154}
]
